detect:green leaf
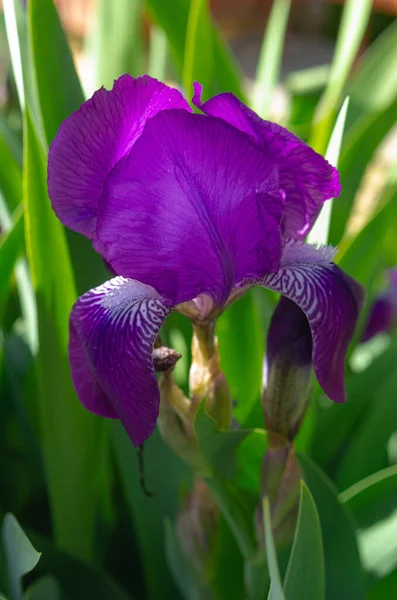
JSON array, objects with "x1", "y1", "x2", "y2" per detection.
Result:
[
  {"x1": 283, "y1": 482, "x2": 325, "y2": 600},
  {"x1": 340, "y1": 465, "x2": 397, "y2": 530},
  {"x1": 0, "y1": 127, "x2": 22, "y2": 213},
  {"x1": 3, "y1": 0, "x2": 36, "y2": 113},
  {"x1": 28, "y1": 0, "x2": 111, "y2": 295},
  {"x1": 329, "y1": 99, "x2": 397, "y2": 245},
  {"x1": 338, "y1": 174, "x2": 397, "y2": 284},
  {"x1": 263, "y1": 497, "x2": 285, "y2": 600},
  {"x1": 147, "y1": 0, "x2": 245, "y2": 100},
  {"x1": 368, "y1": 568, "x2": 397, "y2": 600},
  {"x1": 251, "y1": 0, "x2": 291, "y2": 118},
  {"x1": 310, "y1": 0, "x2": 372, "y2": 153},
  {"x1": 164, "y1": 519, "x2": 208, "y2": 600},
  {"x1": 345, "y1": 18, "x2": 397, "y2": 131},
  {"x1": 24, "y1": 576, "x2": 62, "y2": 600},
  {"x1": 298, "y1": 454, "x2": 366, "y2": 600},
  {"x1": 87, "y1": 0, "x2": 143, "y2": 93},
  {"x1": 309, "y1": 334, "x2": 397, "y2": 469},
  {"x1": 205, "y1": 478, "x2": 257, "y2": 561},
  {"x1": 335, "y1": 368, "x2": 397, "y2": 491},
  {"x1": 28, "y1": 0, "x2": 84, "y2": 145},
  {"x1": 23, "y1": 109, "x2": 104, "y2": 562},
  {"x1": 183, "y1": 0, "x2": 213, "y2": 100},
  {"x1": 148, "y1": 24, "x2": 168, "y2": 81},
  {"x1": 307, "y1": 97, "x2": 349, "y2": 245},
  {"x1": 112, "y1": 422, "x2": 190, "y2": 600},
  {"x1": 28, "y1": 532, "x2": 132, "y2": 600},
  {"x1": 0, "y1": 206, "x2": 24, "y2": 308},
  {"x1": 217, "y1": 291, "x2": 264, "y2": 425},
  {"x1": 194, "y1": 401, "x2": 253, "y2": 478},
  {"x1": 2, "y1": 514, "x2": 41, "y2": 600}
]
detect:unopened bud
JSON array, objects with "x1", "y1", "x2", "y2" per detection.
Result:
[
  {"x1": 256, "y1": 433, "x2": 301, "y2": 550},
  {"x1": 263, "y1": 297, "x2": 312, "y2": 440},
  {"x1": 153, "y1": 345, "x2": 181, "y2": 372},
  {"x1": 177, "y1": 478, "x2": 220, "y2": 586},
  {"x1": 158, "y1": 373, "x2": 207, "y2": 473}
]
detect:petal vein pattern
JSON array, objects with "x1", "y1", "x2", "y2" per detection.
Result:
[
  {"x1": 97, "y1": 110, "x2": 284, "y2": 306},
  {"x1": 259, "y1": 242, "x2": 364, "y2": 402},
  {"x1": 48, "y1": 75, "x2": 191, "y2": 239},
  {"x1": 69, "y1": 277, "x2": 171, "y2": 445}
]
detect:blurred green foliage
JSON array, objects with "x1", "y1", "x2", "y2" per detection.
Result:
[{"x1": 0, "y1": 0, "x2": 396, "y2": 598}]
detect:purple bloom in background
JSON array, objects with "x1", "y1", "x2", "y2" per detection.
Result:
[
  {"x1": 48, "y1": 74, "x2": 364, "y2": 446},
  {"x1": 361, "y1": 268, "x2": 397, "y2": 342}
]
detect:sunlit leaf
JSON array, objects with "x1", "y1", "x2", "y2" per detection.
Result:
[
  {"x1": 2, "y1": 514, "x2": 41, "y2": 600},
  {"x1": 283, "y1": 482, "x2": 325, "y2": 600},
  {"x1": 310, "y1": 0, "x2": 372, "y2": 153},
  {"x1": 299, "y1": 454, "x2": 366, "y2": 599},
  {"x1": 23, "y1": 109, "x2": 103, "y2": 562},
  {"x1": 251, "y1": 0, "x2": 291, "y2": 118},
  {"x1": 263, "y1": 497, "x2": 285, "y2": 600}
]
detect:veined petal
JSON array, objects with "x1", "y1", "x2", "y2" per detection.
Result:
[
  {"x1": 69, "y1": 277, "x2": 171, "y2": 445},
  {"x1": 48, "y1": 75, "x2": 191, "y2": 239},
  {"x1": 97, "y1": 110, "x2": 284, "y2": 306},
  {"x1": 258, "y1": 241, "x2": 364, "y2": 402},
  {"x1": 193, "y1": 83, "x2": 340, "y2": 239}
]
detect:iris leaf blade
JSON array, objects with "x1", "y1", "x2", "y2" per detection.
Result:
[
  {"x1": 307, "y1": 97, "x2": 349, "y2": 245},
  {"x1": 87, "y1": 0, "x2": 143, "y2": 94},
  {"x1": 0, "y1": 206, "x2": 25, "y2": 309},
  {"x1": 183, "y1": 0, "x2": 213, "y2": 100},
  {"x1": 251, "y1": 0, "x2": 291, "y2": 118},
  {"x1": 23, "y1": 108, "x2": 104, "y2": 562},
  {"x1": 262, "y1": 497, "x2": 285, "y2": 600},
  {"x1": 2, "y1": 514, "x2": 41, "y2": 600},
  {"x1": 283, "y1": 482, "x2": 325, "y2": 600},
  {"x1": 147, "y1": 0, "x2": 245, "y2": 99},
  {"x1": 217, "y1": 291, "x2": 264, "y2": 426},
  {"x1": 112, "y1": 422, "x2": 190, "y2": 600},
  {"x1": 298, "y1": 454, "x2": 366, "y2": 600},
  {"x1": 309, "y1": 0, "x2": 372, "y2": 154},
  {"x1": 28, "y1": 0, "x2": 84, "y2": 146}
]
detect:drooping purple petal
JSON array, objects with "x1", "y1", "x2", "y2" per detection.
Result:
[
  {"x1": 193, "y1": 83, "x2": 340, "y2": 240},
  {"x1": 266, "y1": 296, "x2": 313, "y2": 370},
  {"x1": 96, "y1": 110, "x2": 284, "y2": 306},
  {"x1": 48, "y1": 75, "x2": 191, "y2": 239},
  {"x1": 69, "y1": 277, "x2": 171, "y2": 445},
  {"x1": 258, "y1": 241, "x2": 365, "y2": 403}
]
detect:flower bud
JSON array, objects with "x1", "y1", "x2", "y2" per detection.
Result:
[
  {"x1": 263, "y1": 297, "x2": 313, "y2": 440},
  {"x1": 158, "y1": 373, "x2": 207, "y2": 472},
  {"x1": 256, "y1": 433, "x2": 301, "y2": 550},
  {"x1": 177, "y1": 479, "x2": 220, "y2": 586}
]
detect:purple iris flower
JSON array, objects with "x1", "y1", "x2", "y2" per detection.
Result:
[
  {"x1": 361, "y1": 268, "x2": 397, "y2": 342},
  {"x1": 47, "y1": 74, "x2": 364, "y2": 446}
]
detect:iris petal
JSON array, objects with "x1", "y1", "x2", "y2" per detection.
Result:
[
  {"x1": 193, "y1": 83, "x2": 340, "y2": 239},
  {"x1": 48, "y1": 75, "x2": 191, "y2": 239},
  {"x1": 69, "y1": 277, "x2": 171, "y2": 445},
  {"x1": 258, "y1": 241, "x2": 364, "y2": 402},
  {"x1": 97, "y1": 109, "x2": 284, "y2": 306}
]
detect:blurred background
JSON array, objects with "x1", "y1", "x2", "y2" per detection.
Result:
[{"x1": 0, "y1": 0, "x2": 396, "y2": 599}]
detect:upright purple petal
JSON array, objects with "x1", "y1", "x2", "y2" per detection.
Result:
[
  {"x1": 48, "y1": 75, "x2": 191, "y2": 239},
  {"x1": 193, "y1": 83, "x2": 340, "y2": 239},
  {"x1": 360, "y1": 297, "x2": 395, "y2": 343},
  {"x1": 69, "y1": 277, "x2": 171, "y2": 445},
  {"x1": 96, "y1": 110, "x2": 284, "y2": 306},
  {"x1": 258, "y1": 241, "x2": 364, "y2": 403},
  {"x1": 361, "y1": 266, "x2": 397, "y2": 342}
]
